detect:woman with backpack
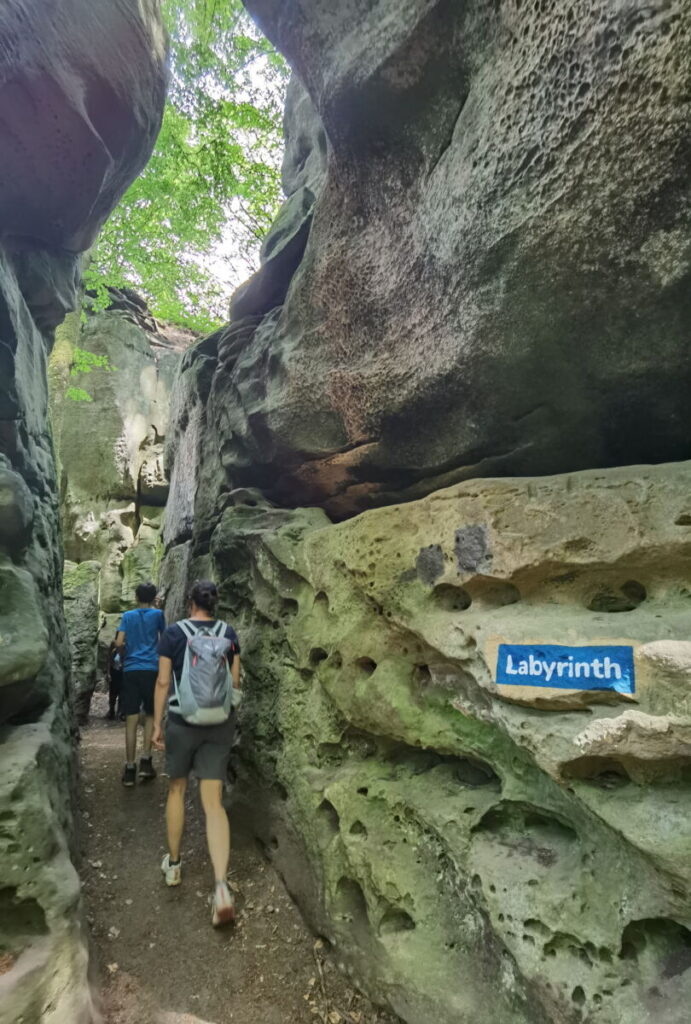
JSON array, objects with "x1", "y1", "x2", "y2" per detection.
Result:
[{"x1": 152, "y1": 579, "x2": 241, "y2": 927}]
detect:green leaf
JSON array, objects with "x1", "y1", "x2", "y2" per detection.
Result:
[
  {"x1": 70, "y1": 347, "x2": 114, "y2": 376},
  {"x1": 65, "y1": 387, "x2": 95, "y2": 403},
  {"x1": 86, "y1": 0, "x2": 289, "y2": 332}
]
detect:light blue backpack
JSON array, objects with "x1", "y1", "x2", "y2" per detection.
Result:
[{"x1": 173, "y1": 620, "x2": 235, "y2": 724}]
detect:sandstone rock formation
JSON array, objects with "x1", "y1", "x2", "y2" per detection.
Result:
[
  {"x1": 50, "y1": 299, "x2": 185, "y2": 698},
  {"x1": 0, "y1": 0, "x2": 167, "y2": 254},
  {"x1": 63, "y1": 560, "x2": 102, "y2": 725},
  {"x1": 160, "y1": 3, "x2": 691, "y2": 1021},
  {"x1": 0, "y1": 3, "x2": 166, "y2": 1021},
  {"x1": 164, "y1": 450, "x2": 691, "y2": 1023},
  {"x1": 194, "y1": 0, "x2": 691, "y2": 519}
]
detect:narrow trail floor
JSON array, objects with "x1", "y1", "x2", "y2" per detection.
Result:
[{"x1": 80, "y1": 695, "x2": 398, "y2": 1024}]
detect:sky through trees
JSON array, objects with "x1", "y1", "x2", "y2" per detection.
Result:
[{"x1": 86, "y1": 0, "x2": 288, "y2": 332}]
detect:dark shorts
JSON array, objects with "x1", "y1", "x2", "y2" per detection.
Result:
[
  {"x1": 120, "y1": 670, "x2": 157, "y2": 716},
  {"x1": 165, "y1": 712, "x2": 235, "y2": 781}
]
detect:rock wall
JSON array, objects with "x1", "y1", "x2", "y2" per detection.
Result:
[
  {"x1": 161, "y1": 2, "x2": 691, "y2": 1022},
  {"x1": 0, "y1": 3, "x2": 166, "y2": 1021},
  {"x1": 215, "y1": 0, "x2": 691, "y2": 519},
  {"x1": 63, "y1": 560, "x2": 103, "y2": 725},
  {"x1": 50, "y1": 297, "x2": 186, "y2": 701}
]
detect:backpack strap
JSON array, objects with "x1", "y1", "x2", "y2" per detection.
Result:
[
  {"x1": 212, "y1": 620, "x2": 226, "y2": 638},
  {"x1": 177, "y1": 619, "x2": 198, "y2": 640}
]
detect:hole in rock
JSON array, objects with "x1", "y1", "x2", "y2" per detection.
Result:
[
  {"x1": 317, "y1": 799, "x2": 340, "y2": 836},
  {"x1": 331, "y1": 652, "x2": 343, "y2": 669},
  {"x1": 350, "y1": 820, "x2": 368, "y2": 838},
  {"x1": 619, "y1": 918, "x2": 691, "y2": 978},
  {"x1": 0, "y1": 888, "x2": 48, "y2": 949},
  {"x1": 561, "y1": 758, "x2": 632, "y2": 786},
  {"x1": 466, "y1": 578, "x2": 520, "y2": 608},
  {"x1": 354, "y1": 657, "x2": 377, "y2": 675},
  {"x1": 335, "y1": 877, "x2": 369, "y2": 929},
  {"x1": 379, "y1": 907, "x2": 416, "y2": 937},
  {"x1": 432, "y1": 583, "x2": 472, "y2": 612},
  {"x1": 588, "y1": 580, "x2": 646, "y2": 613},
  {"x1": 342, "y1": 728, "x2": 378, "y2": 759},
  {"x1": 357, "y1": 787, "x2": 369, "y2": 797},
  {"x1": 309, "y1": 647, "x2": 328, "y2": 666},
  {"x1": 454, "y1": 757, "x2": 500, "y2": 788},
  {"x1": 544, "y1": 934, "x2": 596, "y2": 966},
  {"x1": 474, "y1": 802, "x2": 578, "y2": 865},
  {"x1": 413, "y1": 664, "x2": 432, "y2": 687},
  {"x1": 410, "y1": 659, "x2": 476, "y2": 694},
  {"x1": 314, "y1": 590, "x2": 330, "y2": 611},
  {"x1": 572, "y1": 986, "x2": 586, "y2": 1006},
  {"x1": 675, "y1": 513, "x2": 691, "y2": 526},
  {"x1": 281, "y1": 598, "x2": 298, "y2": 618},
  {"x1": 317, "y1": 742, "x2": 346, "y2": 765}
]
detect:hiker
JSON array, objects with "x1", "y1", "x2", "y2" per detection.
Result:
[
  {"x1": 106, "y1": 630, "x2": 124, "y2": 720},
  {"x1": 115, "y1": 581, "x2": 166, "y2": 786},
  {"x1": 152, "y1": 579, "x2": 241, "y2": 927}
]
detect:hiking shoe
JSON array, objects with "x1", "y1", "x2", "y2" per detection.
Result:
[
  {"x1": 211, "y1": 881, "x2": 235, "y2": 928},
  {"x1": 161, "y1": 854, "x2": 182, "y2": 887},
  {"x1": 138, "y1": 756, "x2": 157, "y2": 782},
  {"x1": 121, "y1": 764, "x2": 136, "y2": 787}
]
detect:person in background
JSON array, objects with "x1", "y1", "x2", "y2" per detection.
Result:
[
  {"x1": 152, "y1": 579, "x2": 241, "y2": 927},
  {"x1": 116, "y1": 582, "x2": 166, "y2": 787},
  {"x1": 106, "y1": 629, "x2": 124, "y2": 720}
]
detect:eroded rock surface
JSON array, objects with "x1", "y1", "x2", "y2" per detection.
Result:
[
  {"x1": 0, "y1": 0, "x2": 167, "y2": 253},
  {"x1": 156, "y1": 2, "x2": 691, "y2": 1021},
  {"x1": 63, "y1": 560, "x2": 102, "y2": 725},
  {"x1": 163, "y1": 451, "x2": 691, "y2": 1022},
  {"x1": 50, "y1": 304, "x2": 184, "y2": 690},
  {"x1": 213, "y1": 0, "x2": 691, "y2": 517},
  {"x1": 0, "y1": 2, "x2": 166, "y2": 1020},
  {"x1": 0, "y1": 249, "x2": 97, "y2": 1023}
]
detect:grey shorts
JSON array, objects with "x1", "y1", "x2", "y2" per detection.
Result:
[{"x1": 165, "y1": 712, "x2": 235, "y2": 780}]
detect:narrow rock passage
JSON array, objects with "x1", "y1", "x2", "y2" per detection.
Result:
[{"x1": 80, "y1": 695, "x2": 396, "y2": 1024}]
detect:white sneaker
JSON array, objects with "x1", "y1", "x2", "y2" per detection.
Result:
[
  {"x1": 211, "y1": 880, "x2": 235, "y2": 927},
  {"x1": 161, "y1": 853, "x2": 181, "y2": 887}
]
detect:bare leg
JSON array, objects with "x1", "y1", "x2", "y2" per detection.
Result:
[
  {"x1": 166, "y1": 778, "x2": 187, "y2": 862},
  {"x1": 199, "y1": 780, "x2": 230, "y2": 883},
  {"x1": 125, "y1": 714, "x2": 139, "y2": 763},
  {"x1": 142, "y1": 715, "x2": 154, "y2": 757}
]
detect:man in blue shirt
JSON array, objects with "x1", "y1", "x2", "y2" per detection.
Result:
[{"x1": 116, "y1": 582, "x2": 166, "y2": 787}]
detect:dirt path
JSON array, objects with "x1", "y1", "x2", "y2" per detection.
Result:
[{"x1": 80, "y1": 695, "x2": 397, "y2": 1024}]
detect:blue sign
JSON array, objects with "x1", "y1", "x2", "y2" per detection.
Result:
[{"x1": 496, "y1": 644, "x2": 635, "y2": 694}]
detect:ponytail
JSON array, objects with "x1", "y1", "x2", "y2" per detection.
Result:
[{"x1": 188, "y1": 579, "x2": 219, "y2": 614}]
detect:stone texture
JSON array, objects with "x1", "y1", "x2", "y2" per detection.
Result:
[
  {"x1": 158, "y1": 4, "x2": 691, "y2": 1020},
  {"x1": 0, "y1": 0, "x2": 167, "y2": 253},
  {"x1": 0, "y1": 246, "x2": 92, "y2": 1022},
  {"x1": 209, "y1": 0, "x2": 691, "y2": 517},
  {"x1": 163, "y1": 458, "x2": 691, "y2": 1023},
  {"x1": 567, "y1": 711, "x2": 691, "y2": 785},
  {"x1": 0, "y1": 557, "x2": 49, "y2": 723},
  {"x1": 230, "y1": 77, "x2": 326, "y2": 321},
  {"x1": 63, "y1": 560, "x2": 102, "y2": 725},
  {"x1": 0, "y1": 716, "x2": 94, "y2": 1024},
  {"x1": 51, "y1": 308, "x2": 181, "y2": 619},
  {"x1": 0, "y1": 1, "x2": 166, "y2": 1018}
]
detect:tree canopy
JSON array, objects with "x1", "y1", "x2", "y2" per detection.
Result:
[{"x1": 85, "y1": 0, "x2": 288, "y2": 332}]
